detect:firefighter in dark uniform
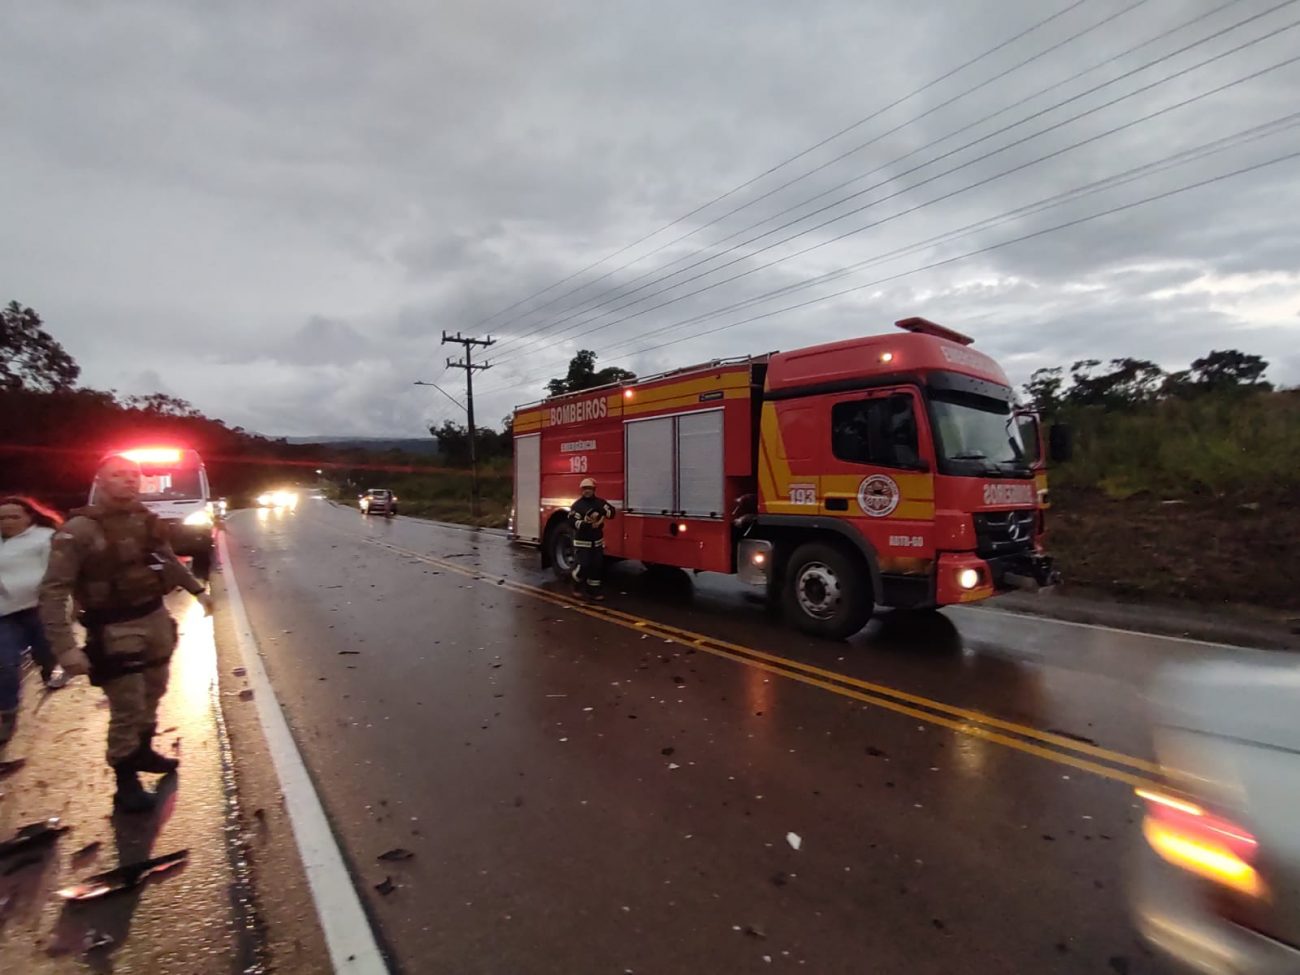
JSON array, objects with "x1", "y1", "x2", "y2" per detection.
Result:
[
  {"x1": 570, "y1": 477, "x2": 615, "y2": 600},
  {"x1": 39, "y1": 453, "x2": 213, "y2": 813}
]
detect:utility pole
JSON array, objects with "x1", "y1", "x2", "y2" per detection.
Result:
[{"x1": 441, "y1": 331, "x2": 494, "y2": 519}]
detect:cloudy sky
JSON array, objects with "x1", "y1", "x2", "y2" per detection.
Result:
[{"x1": 5, "y1": 0, "x2": 1299, "y2": 437}]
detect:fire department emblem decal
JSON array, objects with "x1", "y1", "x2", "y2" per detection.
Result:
[{"x1": 857, "y1": 475, "x2": 900, "y2": 518}]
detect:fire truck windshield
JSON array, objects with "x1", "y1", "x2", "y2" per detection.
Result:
[{"x1": 929, "y1": 390, "x2": 1031, "y2": 478}]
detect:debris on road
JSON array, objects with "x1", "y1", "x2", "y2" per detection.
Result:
[
  {"x1": 661, "y1": 747, "x2": 675, "y2": 756},
  {"x1": 71, "y1": 841, "x2": 102, "y2": 862},
  {"x1": 238, "y1": 689, "x2": 255, "y2": 701},
  {"x1": 786, "y1": 832, "x2": 802, "y2": 852},
  {"x1": 339, "y1": 650, "x2": 361, "y2": 655},
  {"x1": 0, "y1": 818, "x2": 69, "y2": 858},
  {"x1": 56, "y1": 849, "x2": 190, "y2": 901},
  {"x1": 374, "y1": 876, "x2": 396, "y2": 896},
  {"x1": 377, "y1": 848, "x2": 415, "y2": 862},
  {"x1": 668, "y1": 763, "x2": 680, "y2": 770},
  {"x1": 232, "y1": 667, "x2": 247, "y2": 677}
]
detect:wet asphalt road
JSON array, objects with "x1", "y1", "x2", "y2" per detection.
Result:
[{"x1": 226, "y1": 499, "x2": 1210, "y2": 975}]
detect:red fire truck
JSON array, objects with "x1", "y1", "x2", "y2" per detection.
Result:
[{"x1": 510, "y1": 318, "x2": 1068, "y2": 638}]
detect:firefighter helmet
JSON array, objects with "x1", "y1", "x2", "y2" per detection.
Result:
[{"x1": 579, "y1": 477, "x2": 596, "y2": 489}]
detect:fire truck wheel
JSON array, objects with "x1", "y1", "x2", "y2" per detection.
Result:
[
  {"x1": 548, "y1": 521, "x2": 578, "y2": 580},
  {"x1": 783, "y1": 542, "x2": 872, "y2": 639}
]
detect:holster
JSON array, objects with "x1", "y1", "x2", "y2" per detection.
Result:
[{"x1": 80, "y1": 599, "x2": 165, "y2": 688}]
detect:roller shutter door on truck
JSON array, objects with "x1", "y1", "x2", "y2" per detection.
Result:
[
  {"x1": 625, "y1": 409, "x2": 724, "y2": 518},
  {"x1": 514, "y1": 433, "x2": 541, "y2": 542},
  {"x1": 676, "y1": 409, "x2": 724, "y2": 517}
]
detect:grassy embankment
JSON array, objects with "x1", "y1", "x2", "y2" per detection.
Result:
[{"x1": 1047, "y1": 390, "x2": 1300, "y2": 613}]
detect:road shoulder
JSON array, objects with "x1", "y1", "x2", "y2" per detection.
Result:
[
  {"x1": 211, "y1": 561, "x2": 335, "y2": 974},
  {"x1": 988, "y1": 589, "x2": 1300, "y2": 651}
]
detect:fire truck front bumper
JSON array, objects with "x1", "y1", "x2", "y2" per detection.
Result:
[{"x1": 936, "y1": 552, "x2": 1060, "y2": 605}]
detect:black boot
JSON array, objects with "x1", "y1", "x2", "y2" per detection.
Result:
[
  {"x1": 133, "y1": 723, "x2": 179, "y2": 775},
  {"x1": 113, "y1": 764, "x2": 157, "y2": 814}
]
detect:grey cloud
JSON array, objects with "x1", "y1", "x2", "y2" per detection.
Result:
[{"x1": 2, "y1": 0, "x2": 1298, "y2": 436}]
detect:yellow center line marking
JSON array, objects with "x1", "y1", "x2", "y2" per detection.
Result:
[{"x1": 329, "y1": 521, "x2": 1160, "y2": 789}]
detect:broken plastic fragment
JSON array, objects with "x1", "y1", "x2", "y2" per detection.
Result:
[
  {"x1": 668, "y1": 763, "x2": 680, "y2": 770},
  {"x1": 0, "y1": 818, "x2": 68, "y2": 858},
  {"x1": 57, "y1": 849, "x2": 189, "y2": 901},
  {"x1": 786, "y1": 832, "x2": 802, "y2": 851},
  {"x1": 375, "y1": 876, "x2": 396, "y2": 896},
  {"x1": 232, "y1": 667, "x2": 247, "y2": 677},
  {"x1": 377, "y1": 848, "x2": 415, "y2": 862}
]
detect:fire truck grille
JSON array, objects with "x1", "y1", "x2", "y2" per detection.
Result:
[{"x1": 973, "y1": 510, "x2": 1035, "y2": 559}]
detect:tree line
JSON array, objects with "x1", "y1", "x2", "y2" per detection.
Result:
[
  {"x1": 0, "y1": 300, "x2": 390, "y2": 506},
  {"x1": 1022, "y1": 349, "x2": 1272, "y2": 417}
]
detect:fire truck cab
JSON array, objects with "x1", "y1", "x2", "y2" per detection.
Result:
[{"x1": 512, "y1": 318, "x2": 1066, "y2": 639}]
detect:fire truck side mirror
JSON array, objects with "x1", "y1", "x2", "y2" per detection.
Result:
[{"x1": 1049, "y1": 423, "x2": 1074, "y2": 464}]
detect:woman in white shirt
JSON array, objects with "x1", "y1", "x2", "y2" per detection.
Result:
[{"x1": 0, "y1": 497, "x2": 67, "y2": 743}]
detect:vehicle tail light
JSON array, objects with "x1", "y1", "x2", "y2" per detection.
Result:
[{"x1": 1138, "y1": 788, "x2": 1263, "y2": 898}]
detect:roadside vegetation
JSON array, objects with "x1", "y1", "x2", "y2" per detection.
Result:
[{"x1": 1023, "y1": 352, "x2": 1300, "y2": 613}]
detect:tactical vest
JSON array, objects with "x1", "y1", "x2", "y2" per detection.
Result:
[{"x1": 71, "y1": 503, "x2": 169, "y2": 612}]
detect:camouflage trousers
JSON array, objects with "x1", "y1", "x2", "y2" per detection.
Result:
[{"x1": 91, "y1": 607, "x2": 178, "y2": 765}]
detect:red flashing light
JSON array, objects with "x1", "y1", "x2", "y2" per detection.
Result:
[
  {"x1": 119, "y1": 447, "x2": 184, "y2": 465},
  {"x1": 895, "y1": 317, "x2": 974, "y2": 346},
  {"x1": 623, "y1": 388, "x2": 635, "y2": 400}
]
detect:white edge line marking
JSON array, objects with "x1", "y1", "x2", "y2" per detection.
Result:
[
  {"x1": 217, "y1": 531, "x2": 390, "y2": 974},
  {"x1": 956, "y1": 604, "x2": 1261, "y2": 652}
]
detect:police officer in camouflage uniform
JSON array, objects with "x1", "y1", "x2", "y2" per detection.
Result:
[
  {"x1": 569, "y1": 477, "x2": 616, "y2": 600},
  {"x1": 39, "y1": 453, "x2": 213, "y2": 813}
]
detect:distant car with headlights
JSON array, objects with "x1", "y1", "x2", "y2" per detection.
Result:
[
  {"x1": 1129, "y1": 657, "x2": 1300, "y2": 973},
  {"x1": 257, "y1": 489, "x2": 299, "y2": 510},
  {"x1": 92, "y1": 446, "x2": 216, "y2": 580},
  {"x1": 359, "y1": 489, "x2": 397, "y2": 517}
]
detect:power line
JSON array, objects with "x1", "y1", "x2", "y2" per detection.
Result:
[
  {"x1": 493, "y1": 0, "x2": 1296, "y2": 365},
  {"x1": 554, "y1": 149, "x2": 1300, "y2": 389},
  {"x1": 588, "y1": 112, "x2": 1300, "y2": 360},
  {"x1": 469, "y1": 0, "x2": 1096, "y2": 336},
  {"x1": 490, "y1": 8, "x2": 1300, "y2": 368},
  {"x1": 494, "y1": 0, "x2": 1252, "y2": 360},
  {"x1": 478, "y1": 130, "x2": 1300, "y2": 400},
  {"x1": 488, "y1": 0, "x2": 1158, "y2": 355}
]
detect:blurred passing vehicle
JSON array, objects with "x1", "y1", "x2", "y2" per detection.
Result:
[
  {"x1": 1130, "y1": 658, "x2": 1300, "y2": 974},
  {"x1": 359, "y1": 489, "x2": 397, "y2": 517},
  {"x1": 257, "y1": 489, "x2": 299, "y2": 510}
]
